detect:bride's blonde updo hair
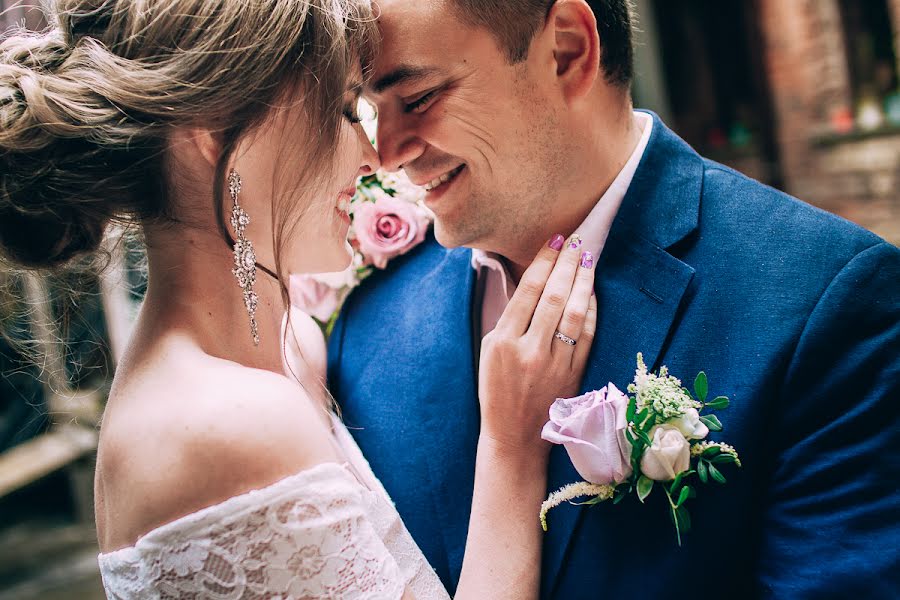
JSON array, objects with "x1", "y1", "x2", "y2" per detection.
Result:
[{"x1": 0, "y1": 0, "x2": 376, "y2": 270}]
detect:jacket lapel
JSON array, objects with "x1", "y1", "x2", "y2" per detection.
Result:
[
  {"x1": 416, "y1": 248, "x2": 480, "y2": 591},
  {"x1": 541, "y1": 113, "x2": 704, "y2": 598}
]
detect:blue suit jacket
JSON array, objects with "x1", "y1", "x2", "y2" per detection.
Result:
[{"x1": 328, "y1": 113, "x2": 900, "y2": 599}]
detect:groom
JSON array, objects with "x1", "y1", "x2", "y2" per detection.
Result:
[{"x1": 329, "y1": 1, "x2": 900, "y2": 598}]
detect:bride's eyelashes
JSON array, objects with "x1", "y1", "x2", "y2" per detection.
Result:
[{"x1": 343, "y1": 104, "x2": 363, "y2": 124}]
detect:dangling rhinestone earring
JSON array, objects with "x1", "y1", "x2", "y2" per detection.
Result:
[{"x1": 228, "y1": 169, "x2": 260, "y2": 346}]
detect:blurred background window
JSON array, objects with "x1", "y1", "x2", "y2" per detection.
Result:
[
  {"x1": 838, "y1": 0, "x2": 900, "y2": 130},
  {"x1": 634, "y1": 0, "x2": 782, "y2": 187}
]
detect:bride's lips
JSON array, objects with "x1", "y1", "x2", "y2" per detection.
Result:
[{"x1": 335, "y1": 185, "x2": 356, "y2": 224}]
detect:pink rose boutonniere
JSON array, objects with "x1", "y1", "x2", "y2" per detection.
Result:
[
  {"x1": 540, "y1": 354, "x2": 742, "y2": 546},
  {"x1": 290, "y1": 167, "x2": 432, "y2": 334},
  {"x1": 353, "y1": 193, "x2": 431, "y2": 269}
]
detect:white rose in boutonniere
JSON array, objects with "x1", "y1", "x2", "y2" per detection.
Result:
[
  {"x1": 640, "y1": 425, "x2": 691, "y2": 481},
  {"x1": 666, "y1": 408, "x2": 709, "y2": 440}
]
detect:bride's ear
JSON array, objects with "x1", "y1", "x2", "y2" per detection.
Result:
[
  {"x1": 548, "y1": 0, "x2": 602, "y2": 103},
  {"x1": 184, "y1": 127, "x2": 224, "y2": 168}
]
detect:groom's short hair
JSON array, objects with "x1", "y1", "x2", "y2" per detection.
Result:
[{"x1": 450, "y1": 0, "x2": 634, "y2": 88}]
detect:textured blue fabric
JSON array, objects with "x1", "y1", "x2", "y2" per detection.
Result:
[{"x1": 328, "y1": 112, "x2": 900, "y2": 599}]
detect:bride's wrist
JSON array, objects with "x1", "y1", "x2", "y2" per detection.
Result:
[{"x1": 476, "y1": 434, "x2": 550, "y2": 470}]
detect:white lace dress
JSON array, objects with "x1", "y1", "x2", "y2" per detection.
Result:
[
  {"x1": 98, "y1": 418, "x2": 449, "y2": 599},
  {"x1": 98, "y1": 312, "x2": 450, "y2": 600}
]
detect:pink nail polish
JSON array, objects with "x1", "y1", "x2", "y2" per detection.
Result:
[
  {"x1": 549, "y1": 234, "x2": 565, "y2": 251},
  {"x1": 568, "y1": 234, "x2": 583, "y2": 250},
  {"x1": 580, "y1": 251, "x2": 594, "y2": 269}
]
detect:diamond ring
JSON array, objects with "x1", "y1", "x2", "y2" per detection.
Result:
[{"x1": 554, "y1": 331, "x2": 577, "y2": 346}]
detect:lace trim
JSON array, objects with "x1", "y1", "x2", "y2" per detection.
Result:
[
  {"x1": 99, "y1": 462, "x2": 407, "y2": 599},
  {"x1": 100, "y1": 462, "x2": 354, "y2": 560}
]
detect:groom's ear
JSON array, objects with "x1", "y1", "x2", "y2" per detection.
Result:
[{"x1": 547, "y1": 0, "x2": 601, "y2": 103}]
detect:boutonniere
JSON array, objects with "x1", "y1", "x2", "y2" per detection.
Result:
[
  {"x1": 540, "y1": 353, "x2": 741, "y2": 545},
  {"x1": 289, "y1": 168, "x2": 432, "y2": 335}
]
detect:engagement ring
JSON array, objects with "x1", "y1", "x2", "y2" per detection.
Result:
[{"x1": 554, "y1": 331, "x2": 577, "y2": 346}]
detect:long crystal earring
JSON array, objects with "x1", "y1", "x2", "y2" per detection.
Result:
[{"x1": 228, "y1": 169, "x2": 260, "y2": 346}]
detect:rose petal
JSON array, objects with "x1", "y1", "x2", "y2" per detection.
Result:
[{"x1": 543, "y1": 384, "x2": 633, "y2": 485}]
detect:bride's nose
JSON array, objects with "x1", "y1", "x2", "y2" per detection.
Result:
[{"x1": 357, "y1": 128, "x2": 381, "y2": 176}]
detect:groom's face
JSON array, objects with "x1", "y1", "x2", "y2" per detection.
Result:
[{"x1": 367, "y1": 0, "x2": 565, "y2": 252}]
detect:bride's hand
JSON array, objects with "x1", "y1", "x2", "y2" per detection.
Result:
[{"x1": 478, "y1": 234, "x2": 598, "y2": 456}]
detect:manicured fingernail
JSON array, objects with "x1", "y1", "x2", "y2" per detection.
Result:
[
  {"x1": 580, "y1": 250, "x2": 594, "y2": 269},
  {"x1": 568, "y1": 234, "x2": 583, "y2": 250},
  {"x1": 548, "y1": 234, "x2": 565, "y2": 251}
]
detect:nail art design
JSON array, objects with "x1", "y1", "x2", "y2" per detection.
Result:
[
  {"x1": 568, "y1": 234, "x2": 583, "y2": 250},
  {"x1": 580, "y1": 250, "x2": 594, "y2": 269},
  {"x1": 549, "y1": 234, "x2": 565, "y2": 251}
]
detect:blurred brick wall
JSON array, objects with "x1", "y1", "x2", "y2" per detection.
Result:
[{"x1": 758, "y1": 0, "x2": 900, "y2": 245}]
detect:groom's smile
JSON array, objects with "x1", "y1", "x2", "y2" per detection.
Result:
[
  {"x1": 415, "y1": 163, "x2": 469, "y2": 211},
  {"x1": 421, "y1": 164, "x2": 466, "y2": 193}
]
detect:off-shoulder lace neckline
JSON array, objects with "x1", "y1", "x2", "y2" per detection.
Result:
[{"x1": 98, "y1": 461, "x2": 355, "y2": 561}]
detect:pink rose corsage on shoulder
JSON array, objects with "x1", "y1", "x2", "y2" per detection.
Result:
[
  {"x1": 290, "y1": 168, "x2": 432, "y2": 335},
  {"x1": 353, "y1": 191, "x2": 431, "y2": 269}
]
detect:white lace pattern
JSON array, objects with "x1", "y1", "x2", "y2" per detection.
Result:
[{"x1": 99, "y1": 463, "x2": 445, "y2": 599}]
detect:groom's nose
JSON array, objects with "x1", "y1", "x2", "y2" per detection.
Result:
[{"x1": 376, "y1": 112, "x2": 427, "y2": 173}]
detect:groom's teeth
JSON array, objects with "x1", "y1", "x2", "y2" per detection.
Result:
[{"x1": 424, "y1": 165, "x2": 464, "y2": 192}]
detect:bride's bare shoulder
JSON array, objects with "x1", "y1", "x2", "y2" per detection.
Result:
[{"x1": 96, "y1": 355, "x2": 337, "y2": 551}]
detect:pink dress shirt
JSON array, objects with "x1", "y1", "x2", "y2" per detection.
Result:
[{"x1": 471, "y1": 111, "x2": 653, "y2": 337}]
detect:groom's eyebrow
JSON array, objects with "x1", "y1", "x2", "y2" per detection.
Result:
[{"x1": 370, "y1": 65, "x2": 439, "y2": 94}]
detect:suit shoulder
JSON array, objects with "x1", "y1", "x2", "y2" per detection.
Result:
[
  {"x1": 346, "y1": 232, "x2": 469, "y2": 303},
  {"x1": 328, "y1": 231, "x2": 475, "y2": 365},
  {"x1": 698, "y1": 159, "x2": 886, "y2": 256},
  {"x1": 378, "y1": 231, "x2": 460, "y2": 275}
]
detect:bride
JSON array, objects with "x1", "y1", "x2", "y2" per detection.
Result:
[{"x1": 0, "y1": 0, "x2": 598, "y2": 598}]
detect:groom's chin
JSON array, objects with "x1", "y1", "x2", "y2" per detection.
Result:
[{"x1": 431, "y1": 221, "x2": 464, "y2": 249}]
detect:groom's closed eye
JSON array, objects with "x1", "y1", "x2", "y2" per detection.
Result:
[{"x1": 403, "y1": 88, "x2": 442, "y2": 114}]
